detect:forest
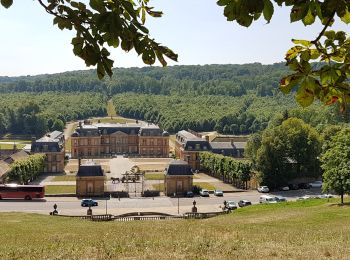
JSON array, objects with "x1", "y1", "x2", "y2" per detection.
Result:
[
  {"x1": 0, "y1": 63, "x2": 349, "y2": 136},
  {"x1": 0, "y1": 92, "x2": 106, "y2": 136}
]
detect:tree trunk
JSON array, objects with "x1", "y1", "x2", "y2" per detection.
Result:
[{"x1": 341, "y1": 193, "x2": 344, "y2": 204}]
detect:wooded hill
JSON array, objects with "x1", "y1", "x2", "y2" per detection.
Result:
[{"x1": 0, "y1": 63, "x2": 349, "y2": 135}]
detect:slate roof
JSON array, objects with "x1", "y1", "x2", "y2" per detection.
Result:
[
  {"x1": 233, "y1": 142, "x2": 247, "y2": 149},
  {"x1": 139, "y1": 125, "x2": 163, "y2": 136},
  {"x1": 177, "y1": 130, "x2": 200, "y2": 141},
  {"x1": 166, "y1": 160, "x2": 193, "y2": 176},
  {"x1": 31, "y1": 141, "x2": 61, "y2": 153},
  {"x1": 4, "y1": 150, "x2": 29, "y2": 164},
  {"x1": 0, "y1": 160, "x2": 10, "y2": 179},
  {"x1": 209, "y1": 142, "x2": 234, "y2": 150},
  {"x1": 184, "y1": 140, "x2": 210, "y2": 151},
  {"x1": 77, "y1": 164, "x2": 104, "y2": 177}
]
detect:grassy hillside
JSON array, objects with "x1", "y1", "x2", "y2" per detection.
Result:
[{"x1": 1, "y1": 199, "x2": 349, "y2": 259}]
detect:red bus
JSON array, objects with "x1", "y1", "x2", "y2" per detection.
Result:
[{"x1": 0, "y1": 184, "x2": 45, "y2": 200}]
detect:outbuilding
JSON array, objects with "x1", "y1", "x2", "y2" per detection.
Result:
[
  {"x1": 164, "y1": 160, "x2": 193, "y2": 196},
  {"x1": 76, "y1": 161, "x2": 105, "y2": 197}
]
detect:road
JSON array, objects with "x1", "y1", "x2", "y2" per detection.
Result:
[{"x1": 0, "y1": 188, "x2": 327, "y2": 216}]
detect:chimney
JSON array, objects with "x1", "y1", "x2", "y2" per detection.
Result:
[
  {"x1": 205, "y1": 135, "x2": 209, "y2": 142},
  {"x1": 78, "y1": 158, "x2": 81, "y2": 167},
  {"x1": 79, "y1": 121, "x2": 82, "y2": 129}
]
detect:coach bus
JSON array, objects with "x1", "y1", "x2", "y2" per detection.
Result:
[{"x1": 0, "y1": 184, "x2": 45, "y2": 200}]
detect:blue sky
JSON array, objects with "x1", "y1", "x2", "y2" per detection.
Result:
[{"x1": 0, "y1": 0, "x2": 347, "y2": 76}]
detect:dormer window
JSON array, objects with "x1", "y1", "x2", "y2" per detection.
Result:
[{"x1": 195, "y1": 144, "x2": 200, "y2": 150}]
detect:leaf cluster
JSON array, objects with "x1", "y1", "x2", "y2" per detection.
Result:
[{"x1": 7, "y1": 154, "x2": 46, "y2": 184}]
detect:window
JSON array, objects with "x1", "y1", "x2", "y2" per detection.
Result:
[{"x1": 195, "y1": 144, "x2": 201, "y2": 150}]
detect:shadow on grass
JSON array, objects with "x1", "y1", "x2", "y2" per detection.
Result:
[{"x1": 328, "y1": 201, "x2": 350, "y2": 207}]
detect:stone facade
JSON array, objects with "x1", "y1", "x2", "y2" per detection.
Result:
[
  {"x1": 175, "y1": 130, "x2": 210, "y2": 170},
  {"x1": 31, "y1": 131, "x2": 65, "y2": 173},
  {"x1": 164, "y1": 160, "x2": 193, "y2": 196},
  {"x1": 71, "y1": 122, "x2": 169, "y2": 158}
]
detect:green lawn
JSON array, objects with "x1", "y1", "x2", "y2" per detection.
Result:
[
  {"x1": 193, "y1": 182, "x2": 216, "y2": 190},
  {"x1": 65, "y1": 137, "x2": 71, "y2": 152},
  {"x1": 51, "y1": 175, "x2": 76, "y2": 182},
  {"x1": 0, "y1": 199, "x2": 350, "y2": 259},
  {"x1": 152, "y1": 183, "x2": 164, "y2": 191},
  {"x1": 145, "y1": 173, "x2": 164, "y2": 180},
  {"x1": 0, "y1": 139, "x2": 31, "y2": 144},
  {"x1": 0, "y1": 143, "x2": 26, "y2": 150},
  {"x1": 45, "y1": 185, "x2": 76, "y2": 194},
  {"x1": 107, "y1": 99, "x2": 117, "y2": 117}
]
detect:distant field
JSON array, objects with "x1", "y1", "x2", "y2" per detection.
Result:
[
  {"x1": 0, "y1": 199, "x2": 350, "y2": 259},
  {"x1": 45, "y1": 185, "x2": 76, "y2": 194},
  {"x1": 0, "y1": 143, "x2": 26, "y2": 150},
  {"x1": 51, "y1": 175, "x2": 76, "y2": 182}
]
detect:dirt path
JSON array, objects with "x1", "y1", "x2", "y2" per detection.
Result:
[{"x1": 63, "y1": 122, "x2": 77, "y2": 140}]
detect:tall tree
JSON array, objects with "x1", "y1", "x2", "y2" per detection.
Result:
[
  {"x1": 321, "y1": 127, "x2": 350, "y2": 204},
  {"x1": 255, "y1": 118, "x2": 322, "y2": 188}
]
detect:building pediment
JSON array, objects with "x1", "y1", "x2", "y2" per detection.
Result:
[{"x1": 110, "y1": 131, "x2": 128, "y2": 136}]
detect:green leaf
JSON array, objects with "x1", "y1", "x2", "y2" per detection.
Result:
[
  {"x1": 0, "y1": 0, "x2": 13, "y2": 8},
  {"x1": 292, "y1": 39, "x2": 312, "y2": 47},
  {"x1": 263, "y1": 0, "x2": 274, "y2": 23},
  {"x1": 290, "y1": 4, "x2": 308, "y2": 23},
  {"x1": 96, "y1": 62, "x2": 105, "y2": 80},
  {"x1": 302, "y1": 7, "x2": 315, "y2": 25},
  {"x1": 89, "y1": 0, "x2": 105, "y2": 13},
  {"x1": 285, "y1": 46, "x2": 303, "y2": 60},
  {"x1": 340, "y1": 10, "x2": 350, "y2": 24},
  {"x1": 279, "y1": 74, "x2": 301, "y2": 94},
  {"x1": 295, "y1": 78, "x2": 315, "y2": 107}
]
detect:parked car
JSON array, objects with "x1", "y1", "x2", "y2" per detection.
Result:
[
  {"x1": 317, "y1": 194, "x2": 334, "y2": 199},
  {"x1": 185, "y1": 191, "x2": 194, "y2": 198},
  {"x1": 238, "y1": 200, "x2": 252, "y2": 207},
  {"x1": 81, "y1": 199, "x2": 98, "y2": 207},
  {"x1": 225, "y1": 201, "x2": 238, "y2": 210},
  {"x1": 259, "y1": 195, "x2": 277, "y2": 204},
  {"x1": 288, "y1": 184, "x2": 299, "y2": 190},
  {"x1": 199, "y1": 189, "x2": 210, "y2": 197},
  {"x1": 297, "y1": 195, "x2": 313, "y2": 200},
  {"x1": 275, "y1": 196, "x2": 287, "y2": 202},
  {"x1": 279, "y1": 186, "x2": 290, "y2": 191},
  {"x1": 309, "y1": 180, "x2": 322, "y2": 188},
  {"x1": 213, "y1": 190, "x2": 224, "y2": 196},
  {"x1": 298, "y1": 183, "x2": 311, "y2": 189},
  {"x1": 257, "y1": 186, "x2": 269, "y2": 193}
]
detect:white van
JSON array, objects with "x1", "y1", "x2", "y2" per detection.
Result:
[{"x1": 259, "y1": 195, "x2": 277, "y2": 204}]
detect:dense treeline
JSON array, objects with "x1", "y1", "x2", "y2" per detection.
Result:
[
  {"x1": 6, "y1": 154, "x2": 45, "y2": 184},
  {"x1": 0, "y1": 63, "x2": 288, "y2": 97},
  {"x1": 1, "y1": 63, "x2": 349, "y2": 136},
  {"x1": 199, "y1": 152, "x2": 252, "y2": 189},
  {"x1": 113, "y1": 93, "x2": 349, "y2": 134},
  {"x1": 0, "y1": 92, "x2": 107, "y2": 136}
]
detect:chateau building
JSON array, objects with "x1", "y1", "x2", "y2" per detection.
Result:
[
  {"x1": 175, "y1": 130, "x2": 246, "y2": 170},
  {"x1": 175, "y1": 130, "x2": 211, "y2": 170},
  {"x1": 31, "y1": 131, "x2": 65, "y2": 173},
  {"x1": 71, "y1": 122, "x2": 169, "y2": 158}
]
